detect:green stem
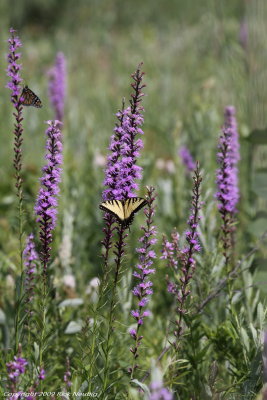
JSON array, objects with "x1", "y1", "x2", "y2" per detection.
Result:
[
  {"x1": 14, "y1": 182, "x2": 24, "y2": 353},
  {"x1": 101, "y1": 224, "x2": 125, "y2": 397}
]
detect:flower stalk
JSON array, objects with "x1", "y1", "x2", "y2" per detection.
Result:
[
  {"x1": 215, "y1": 106, "x2": 240, "y2": 270},
  {"x1": 6, "y1": 27, "x2": 25, "y2": 353},
  {"x1": 35, "y1": 120, "x2": 63, "y2": 282},
  {"x1": 129, "y1": 186, "x2": 157, "y2": 379},
  {"x1": 162, "y1": 163, "x2": 202, "y2": 346},
  {"x1": 101, "y1": 63, "x2": 146, "y2": 395}
]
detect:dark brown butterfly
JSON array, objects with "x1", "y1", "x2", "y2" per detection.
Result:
[{"x1": 20, "y1": 85, "x2": 42, "y2": 108}]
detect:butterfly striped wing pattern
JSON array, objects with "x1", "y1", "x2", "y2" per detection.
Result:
[
  {"x1": 20, "y1": 86, "x2": 42, "y2": 108},
  {"x1": 99, "y1": 197, "x2": 147, "y2": 228}
]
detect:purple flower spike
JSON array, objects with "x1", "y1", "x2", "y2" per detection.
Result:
[
  {"x1": 23, "y1": 234, "x2": 38, "y2": 317},
  {"x1": 101, "y1": 64, "x2": 146, "y2": 278},
  {"x1": 129, "y1": 186, "x2": 157, "y2": 378},
  {"x1": 215, "y1": 106, "x2": 240, "y2": 264},
  {"x1": 216, "y1": 106, "x2": 239, "y2": 215},
  {"x1": 103, "y1": 64, "x2": 146, "y2": 201},
  {"x1": 162, "y1": 164, "x2": 202, "y2": 345},
  {"x1": 6, "y1": 28, "x2": 24, "y2": 205},
  {"x1": 6, "y1": 28, "x2": 23, "y2": 106},
  {"x1": 179, "y1": 146, "x2": 196, "y2": 173},
  {"x1": 6, "y1": 346, "x2": 27, "y2": 398},
  {"x1": 48, "y1": 52, "x2": 66, "y2": 122},
  {"x1": 35, "y1": 120, "x2": 63, "y2": 275}
]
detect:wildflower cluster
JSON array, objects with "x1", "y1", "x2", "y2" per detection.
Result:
[
  {"x1": 215, "y1": 106, "x2": 240, "y2": 263},
  {"x1": 103, "y1": 64, "x2": 145, "y2": 201},
  {"x1": 162, "y1": 163, "x2": 202, "y2": 343},
  {"x1": 48, "y1": 52, "x2": 66, "y2": 121},
  {"x1": 35, "y1": 120, "x2": 63, "y2": 275},
  {"x1": 6, "y1": 346, "x2": 27, "y2": 398},
  {"x1": 6, "y1": 28, "x2": 24, "y2": 205},
  {"x1": 129, "y1": 187, "x2": 157, "y2": 376}
]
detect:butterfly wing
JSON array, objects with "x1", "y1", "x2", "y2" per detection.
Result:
[
  {"x1": 122, "y1": 197, "x2": 147, "y2": 228},
  {"x1": 99, "y1": 197, "x2": 147, "y2": 228},
  {"x1": 20, "y1": 86, "x2": 42, "y2": 108},
  {"x1": 99, "y1": 200, "x2": 125, "y2": 224}
]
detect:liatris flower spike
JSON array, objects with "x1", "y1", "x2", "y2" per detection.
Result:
[
  {"x1": 161, "y1": 163, "x2": 202, "y2": 344},
  {"x1": 6, "y1": 344, "x2": 27, "y2": 397},
  {"x1": 35, "y1": 120, "x2": 63, "y2": 277},
  {"x1": 129, "y1": 186, "x2": 157, "y2": 378},
  {"x1": 103, "y1": 64, "x2": 145, "y2": 201},
  {"x1": 215, "y1": 106, "x2": 240, "y2": 265},
  {"x1": 6, "y1": 28, "x2": 23, "y2": 106},
  {"x1": 23, "y1": 234, "x2": 38, "y2": 317},
  {"x1": 6, "y1": 28, "x2": 24, "y2": 217},
  {"x1": 48, "y1": 52, "x2": 66, "y2": 122},
  {"x1": 179, "y1": 145, "x2": 196, "y2": 173}
]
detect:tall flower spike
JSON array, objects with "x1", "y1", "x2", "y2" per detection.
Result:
[
  {"x1": 161, "y1": 163, "x2": 202, "y2": 345},
  {"x1": 103, "y1": 64, "x2": 145, "y2": 201},
  {"x1": 129, "y1": 186, "x2": 157, "y2": 378},
  {"x1": 23, "y1": 234, "x2": 38, "y2": 318},
  {"x1": 179, "y1": 145, "x2": 196, "y2": 173},
  {"x1": 48, "y1": 52, "x2": 66, "y2": 122},
  {"x1": 6, "y1": 28, "x2": 24, "y2": 242},
  {"x1": 101, "y1": 65, "x2": 146, "y2": 395},
  {"x1": 35, "y1": 120, "x2": 63, "y2": 276},
  {"x1": 174, "y1": 163, "x2": 202, "y2": 342},
  {"x1": 215, "y1": 106, "x2": 240, "y2": 265}
]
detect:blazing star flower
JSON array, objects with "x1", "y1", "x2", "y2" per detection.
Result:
[
  {"x1": 129, "y1": 187, "x2": 157, "y2": 377},
  {"x1": 35, "y1": 120, "x2": 63, "y2": 274},
  {"x1": 161, "y1": 164, "x2": 202, "y2": 344},
  {"x1": 48, "y1": 52, "x2": 66, "y2": 122},
  {"x1": 103, "y1": 65, "x2": 145, "y2": 201},
  {"x1": 179, "y1": 145, "x2": 196, "y2": 173},
  {"x1": 215, "y1": 106, "x2": 240, "y2": 215},
  {"x1": 6, "y1": 351, "x2": 27, "y2": 399},
  {"x1": 6, "y1": 28, "x2": 24, "y2": 212},
  {"x1": 23, "y1": 234, "x2": 38, "y2": 316},
  {"x1": 150, "y1": 381, "x2": 173, "y2": 400},
  {"x1": 6, "y1": 356, "x2": 27, "y2": 381},
  {"x1": 6, "y1": 28, "x2": 23, "y2": 104}
]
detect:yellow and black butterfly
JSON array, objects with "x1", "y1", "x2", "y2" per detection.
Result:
[
  {"x1": 20, "y1": 85, "x2": 42, "y2": 108},
  {"x1": 99, "y1": 197, "x2": 147, "y2": 228}
]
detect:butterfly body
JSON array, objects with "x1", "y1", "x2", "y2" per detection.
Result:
[
  {"x1": 99, "y1": 197, "x2": 147, "y2": 228},
  {"x1": 20, "y1": 85, "x2": 42, "y2": 108}
]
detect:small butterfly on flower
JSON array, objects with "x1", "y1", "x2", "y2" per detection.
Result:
[{"x1": 20, "y1": 85, "x2": 42, "y2": 108}]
